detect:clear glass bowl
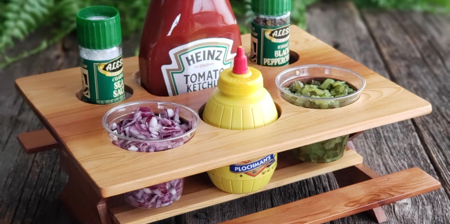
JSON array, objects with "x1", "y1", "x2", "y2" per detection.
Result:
[
  {"x1": 275, "y1": 65, "x2": 366, "y2": 163},
  {"x1": 275, "y1": 64, "x2": 366, "y2": 109},
  {"x1": 102, "y1": 100, "x2": 200, "y2": 208}
]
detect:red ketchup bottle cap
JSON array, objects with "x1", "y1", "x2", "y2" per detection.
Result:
[{"x1": 232, "y1": 46, "x2": 249, "y2": 75}]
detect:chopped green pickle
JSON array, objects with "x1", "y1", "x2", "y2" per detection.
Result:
[
  {"x1": 283, "y1": 77, "x2": 356, "y2": 163},
  {"x1": 319, "y1": 78, "x2": 334, "y2": 89},
  {"x1": 292, "y1": 135, "x2": 349, "y2": 163},
  {"x1": 311, "y1": 80, "x2": 321, "y2": 86},
  {"x1": 282, "y1": 77, "x2": 357, "y2": 109}
]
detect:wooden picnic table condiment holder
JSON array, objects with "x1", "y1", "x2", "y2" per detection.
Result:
[{"x1": 15, "y1": 26, "x2": 440, "y2": 224}]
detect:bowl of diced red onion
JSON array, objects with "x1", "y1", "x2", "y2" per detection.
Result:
[
  {"x1": 103, "y1": 100, "x2": 200, "y2": 153},
  {"x1": 102, "y1": 100, "x2": 200, "y2": 209}
]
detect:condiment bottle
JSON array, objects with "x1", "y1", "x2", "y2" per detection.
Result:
[
  {"x1": 139, "y1": 0, "x2": 242, "y2": 96},
  {"x1": 249, "y1": 0, "x2": 291, "y2": 66},
  {"x1": 76, "y1": 6, "x2": 125, "y2": 104},
  {"x1": 203, "y1": 46, "x2": 278, "y2": 194}
]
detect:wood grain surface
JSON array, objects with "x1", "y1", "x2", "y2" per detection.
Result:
[
  {"x1": 222, "y1": 167, "x2": 441, "y2": 224},
  {"x1": 0, "y1": 30, "x2": 80, "y2": 224},
  {"x1": 307, "y1": 2, "x2": 450, "y2": 224},
  {"x1": 1, "y1": 1, "x2": 449, "y2": 224},
  {"x1": 17, "y1": 129, "x2": 59, "y2": 154},
  {"x1": 333, "y1": 163, "x2": 387, "y2": 223},
  {"x1": 362, "y1": 8, "x2": 450, "y2": 200}
]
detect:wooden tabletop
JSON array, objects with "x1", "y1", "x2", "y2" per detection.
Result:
[
  {"x1": 1, "y1": 1, "x2": 449, "y2": 224},
  {"x1": 15, "y1": 24, "x2": 431, "y2": 199}
]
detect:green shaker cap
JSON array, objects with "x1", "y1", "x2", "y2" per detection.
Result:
[
  {"x1": 251, "y1": 0, "x2": 291, "y2": 16},
  {"x1": 76, "y1": 6, "x2": 122, "y2": 49}
]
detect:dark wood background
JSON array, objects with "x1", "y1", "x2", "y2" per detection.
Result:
[{"x1": 1, "y1": 1, "x2": 449, "y2": 224}]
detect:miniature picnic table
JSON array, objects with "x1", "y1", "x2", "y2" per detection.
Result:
[{"x1": 2, "y1": 2, "x2": 449, "y2": 224}]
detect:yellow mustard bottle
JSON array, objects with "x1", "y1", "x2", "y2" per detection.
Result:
[{"x1": 203, "y1": 46, "x2": 278, "y2": 194}]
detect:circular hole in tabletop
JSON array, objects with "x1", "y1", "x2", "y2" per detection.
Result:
[
  {"x1": 76, "y1": 85, "x2": 133, "y2": 104},
  {"x1": 289, "y1": 50, "x2": 300, "y2": 64},
  {"x1": 198, "y1": 103, "x2": 206, "y2": 120},
  {"x1": 132, "y1": 71, "x2": 140, "y2": 85}
]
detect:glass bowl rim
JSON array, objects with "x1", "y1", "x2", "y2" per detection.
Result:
[
  {"x1": 102, "y1": 100, "x2": 200, "y2": 143},
  {"x1": 275, "y1": 64, "x2": 366, "y2": 101}
]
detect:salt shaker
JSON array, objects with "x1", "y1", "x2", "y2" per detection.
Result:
[{"x1": 76, "y1": 6, "x2": 125, "y2": 104}]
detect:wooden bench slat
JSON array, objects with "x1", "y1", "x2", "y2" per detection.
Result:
[
  {"x1": 17, "y1": 129, "x2": 58, "y2": 154},
  {"x1": 222, "y1": 167, "x2": 440, "y2": 224}
]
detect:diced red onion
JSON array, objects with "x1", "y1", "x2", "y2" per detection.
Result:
[
  {"x1": 109, "y1": 107, "x2": 193, "y2": 152},
  {"x1": 124, "y1": 178, "x2": 184, "y2": 209},
  {"x1": 108, "y1": 107, "x2": 191, "y2": 208}
]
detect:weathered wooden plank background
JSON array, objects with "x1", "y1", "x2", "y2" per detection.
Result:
[{"x1": 1, "y1": 1, "x2": 449, "y2": 224}]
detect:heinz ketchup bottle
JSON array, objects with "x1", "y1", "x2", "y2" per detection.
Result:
[{"x1": 139, "y1": 0, "x2": 242, "y2": 96}]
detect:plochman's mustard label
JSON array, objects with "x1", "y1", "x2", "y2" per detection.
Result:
[
  {"x1": 230, "y1": 154, "x2": 276, "y2": 177},
  {"x1": 81, "y1": 56, "x2": 125, "y2": 104}
]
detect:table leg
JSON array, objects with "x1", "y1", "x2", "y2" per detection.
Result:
[{"x1": 59, "y1": 150, "x2": 112, "y2": 224}]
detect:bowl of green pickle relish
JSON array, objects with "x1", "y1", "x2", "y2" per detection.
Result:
[
  {"x1": 275, "y1": 65, "x2": 366, "y2": 163},
  {"x1": 275, "y1": 64, "x2": 366, "y2": 109}
]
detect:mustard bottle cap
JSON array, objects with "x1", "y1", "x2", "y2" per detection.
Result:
[{"x1": 218, "y1": 46, "x2": 263, "y2": 96}]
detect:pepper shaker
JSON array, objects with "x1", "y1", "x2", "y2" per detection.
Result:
[{"x1": 250, "y1": 0, "x2": 291, "y2": 66}]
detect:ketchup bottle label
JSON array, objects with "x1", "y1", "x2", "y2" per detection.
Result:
[{"x1": 161, "y1": 38, "x2": 236, "y2": 96}]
